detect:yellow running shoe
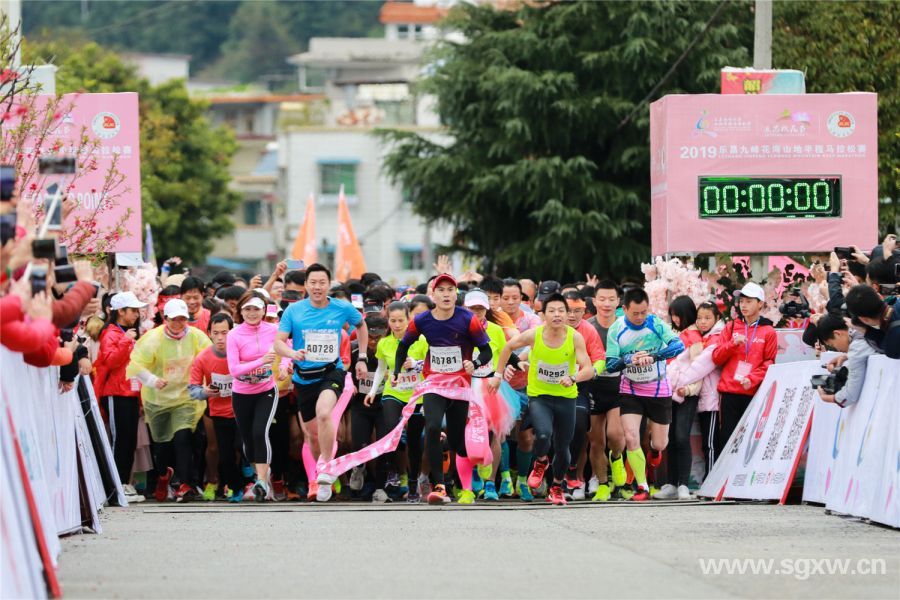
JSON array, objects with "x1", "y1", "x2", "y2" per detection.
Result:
[
  {"x1": 619, "y1": 488, "x2": 634, "y2": 501},
  {"x1": 592, "y1": 483, "x2": 611, "y2": 502},
  {"x1": 457, "y1": 489, "x2": 476, "y2": 505},
  {"x1": 202, "y1": 482, "x2": 218, "y2": 502},
  {"x1": 476, "y1": 463, "x2": 493, "y2": 481},
  {"x1": 610, "y1": 451, "x2": 627, "y2": 487}
]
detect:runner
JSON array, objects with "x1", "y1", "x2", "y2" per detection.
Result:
[
  {"x1": 227, "y1": 291, "x2": 285, "y2": 502},
  {"x1": 490, "y1": 293, "x2": 595, "y2": 505},
  {"x1": 393, "y1": 273, "x2": 493, "y2": 505},
  {"x1": 562, "y1": 290, "x2": 606, "y2": 500},
  {"x1": 126, "y1": 299, "x2": 211, "y2": 502},
  {"x1": 189, "y1": 313, "x2": 245, "y2": 502},
  {"x1": 365, "y1": 303, "x2": 428, "y2": 501},
  {"x1": 275, "y1": 263, "x2": 368, "y2": 502},
  {"x1": 501, "y1": 277, "x2": 542, "y2": 501},
  {"x1": 94, "y1": 291, "x2": 147, "y2": 503},
  {"x1": 180, "y1": 276, "x2": 211, "y2": 334},
  {"x1": 585, "y1": 280, "x2": 627, "y2": 501},
  {"x1": 605, "y1": 288, "x2": 685, "y2": 501}
]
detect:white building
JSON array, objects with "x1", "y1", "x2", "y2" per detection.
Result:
[
  {"x1": 279, "y1": 2, "x2": 453, "y2": 284},
  {"x1": 121, "y1": 53, "x2": 191, "y2": 86}
]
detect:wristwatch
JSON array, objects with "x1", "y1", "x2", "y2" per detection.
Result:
[{"x1": 357, "y1": 355, "x2": 368, "y2": 362}]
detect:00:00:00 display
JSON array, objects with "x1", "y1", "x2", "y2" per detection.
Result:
[{"x1": 701, "y1": 182, "x2": 833, "y2": 216}]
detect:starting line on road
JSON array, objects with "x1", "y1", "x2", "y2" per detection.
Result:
[{"x1": 140, "y1": 499, "x2": 738, "y2": 514}]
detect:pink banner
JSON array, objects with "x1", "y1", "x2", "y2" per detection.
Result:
[
  {"x1": 650, "y1": 93, "x2": 878, "y2": 255},
  {"x1": 18, "y1": 93, "x2": 142, "y2": 253}
]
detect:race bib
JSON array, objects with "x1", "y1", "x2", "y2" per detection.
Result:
[
  {"x1": 305, "y1": 330, "x2": 339, "y2": 363},
  {"x1": 472, "y1": 349, "x2": 493, "y2": 378},
  {"x1": 357, "y1": 376, "x2": 384, "y2": 395},
  {"x1": 211, "y1": 373, "x2": 233, "y2": 397},
  {"x1": 430, "y1": 346, "x2": 462, "y2": 373},
  {"x1": 536, "y1": 361, "x2": 570, "y2": 385},
  {"x1": 237, "y1": 366, "x2": 272, "y2": 385},
  {"x1": 394, "y1": 370, "x2": 419, "y2": 391},
  {"x1": 624, "y1": 362, "x2": 658, "y2": 383}
]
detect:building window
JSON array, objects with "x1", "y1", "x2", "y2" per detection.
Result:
[
  {"x1": 243, "y1": 199, "x2": 262, "y2": 225},
  {"x1": 320, "y1": 163, "x2": 357, "y2": 196},
  {"x1": 399, "y1": 248, "x2": 424, "y2": 271},
  {"x1": 397, "y1": 24, "x2": 409, "y2": 39}
]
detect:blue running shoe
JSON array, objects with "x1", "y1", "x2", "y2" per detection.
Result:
[
  {"x1": 472, "y1": 468, "x2": 484, "y2": 495},
  {"x1": 499, "y1": 472, "x2": 514, "y2": 497},
  {"x1": 517, "y1": 477, "x2": 534, "y2": 502},
  {"x1": 483, "y1": 480, "x2": 499, "y2": 501},
  {"x1": 227, "y1": 488, "x2": 244, "y2": 503}
]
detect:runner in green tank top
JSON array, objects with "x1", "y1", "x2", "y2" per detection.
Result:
[{"x1": 489, "y1": 293, "x2": 594, "y2": 505}]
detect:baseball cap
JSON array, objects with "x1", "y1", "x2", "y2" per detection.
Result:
[
  {"x1": 164, "y1": 274, "x2": 186, "y2": 288},
  {"x1": 463, "y1": 289, "x2": 490, "y2": 309},
  {"x1": 536, "y1": 280, "x2": 561, "y2": 303},
  {"x1": 243, "y1": 297, "x2": 266, "y2": 310},
  {"x1": 363, "y1": 299, "x2": 383, "y2": 313},
  {"x1": 110, "y1": 291, "x2": 147, "y2": 311},
  {"x1": 163, "y1": 298, "x2": 190, "y2": 319},
  {"x1": 736, "y1": 282, "x2": 766, "y2": 302},
  {"x1": 433, "y1": 273, "x2": 457, "y2": 289}
]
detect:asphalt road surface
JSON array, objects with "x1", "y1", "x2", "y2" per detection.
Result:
[{"x1": 57, "y1": 500, "x2": 899, "y2": 599}]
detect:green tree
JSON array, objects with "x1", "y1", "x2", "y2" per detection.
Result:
[
  {"x1": 25, "y1": 40, "x2": 241, "y2": 264},
  {"x1": 773, "y1": 0, "x2": 899, "y2": 236},
  {"x1": 379, "y1": 1, "x2": 751, "y2": 279}
]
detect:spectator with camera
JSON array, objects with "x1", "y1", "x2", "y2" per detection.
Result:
[
  {"x1": 845, "y1": 284, "x2": 899, "y2": 359},
  {"x1": 813, "y1": 314, "x2": 876, "y2": 407}
]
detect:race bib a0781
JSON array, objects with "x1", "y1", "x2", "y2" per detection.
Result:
[{"x1": 429, "y1": 346, "x2": 462, "y2": 373}]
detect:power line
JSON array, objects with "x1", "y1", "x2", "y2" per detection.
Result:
[
  {"x1": 84, "y1": 1, "x2": 183, "y2": 35},
  {"x1": 616, "y1": 0, "x2": 731, "y2": 132}
]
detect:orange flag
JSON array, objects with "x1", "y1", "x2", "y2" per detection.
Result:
[
  {"x1": 335, "y1": 185, "x2": 366, "y2": 281},
  {"x1": 291, "y1": 194, "x2": 318, "y2": 264}
]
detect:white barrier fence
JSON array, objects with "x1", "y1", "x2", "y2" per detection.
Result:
[
  {"x1": 1, "y1": 348, "x2": 124, "y2": 599},
  {"x1": 699, "y1": 355, "x2": 900, "y2": 528}
]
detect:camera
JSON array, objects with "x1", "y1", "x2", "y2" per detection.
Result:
[
  {"x1": 878, "y1": 283, "x2": 896, "y2": 297},
  {"x1": 810, "y1": 366, "x2": 849, "y2": 395},
  {"x1": 60, "y1": 328, "x2": 74, "y2": 343},
  {"x1": 1, "y1": 164, "x2": 14, "y2": 201},
  {"x1": 31, "y1": 265, "x2": 48, "y2": 296},
  {"x1": 779, "y1": 288, "x2": 810, "y2": 319},
  {"x1": 0, "y1": 212, "x2": 15, "y2": 245},
  {"x1": 38, "y1": 156, "x2": 76, "y2": 176},
  {"x1": 834, "y1": 246, "x2": 854, "y2": 261}
]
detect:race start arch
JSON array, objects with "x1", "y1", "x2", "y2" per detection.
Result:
[{"x1": 649, "y1": 93, "x2": 878, "y2": 256}]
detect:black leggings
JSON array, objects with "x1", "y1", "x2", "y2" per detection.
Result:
[
  {"x1": 382, "y1": 397, "x2": 426, "y2": 480},
  {"x1": 349, "y1": 396, "x2": 386, "y2": 485},
  {"x1": 154, "y1": 428, "x2": 194, "y2": 486},
  {"x1": 667, "y1": 396, "x2": 698, "y2": 487},
  {"x1": 269, "y1": 395, "x2": 291, "y2": 480},
  {"x1": 529, "y1": 395, "x2": 577, "y2": 482},
  {"x1": 423, "y1": 393, "x2": 469, "y2": 486},
  {"x1": 232, "y1": 389, "x2": 278, "y2": 465},
  {"x1": 698, "y1": 410, "x2": 720, "y2": 478},
  {"x1": 104, "y1": 395, "x2": 140, "y2": 485},
  {"x1": 720, "y1": 393, "x2": 752, "y2": 450},
  {"x1": 567, "y1": 387, "x2": 591, "y2": 474},
  {"x1": 211, "y1": 417, "x2": 243, "y2": 492}
]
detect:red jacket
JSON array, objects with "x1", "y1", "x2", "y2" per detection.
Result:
[
  {"x1": 94, "y1": 325, "x2": 140, "y2": 398},
  {"x1": 52, "y1": 281, "x2": 96, "y2": 328},
  {"x1": 712, "y1": 317, "x2": 778, "y2": 396},
  {"x1": 1, "y1": 295, "x2": 61, "y2": 367}
]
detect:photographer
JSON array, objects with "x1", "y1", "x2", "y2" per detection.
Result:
[
  {"x1": 814, "y1": 314, "x2": 875, "y2": 407},
  {"x1": 845, "y1": 284, "x2": 899, "y2": 359}
]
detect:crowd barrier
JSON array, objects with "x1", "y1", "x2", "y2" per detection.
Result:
[
  {"x1": 699, "y1": 355, "x2": 900, "y2": 528},
  {"x1": 1, "y1": 348, "x2": 124, "y2": 599}
]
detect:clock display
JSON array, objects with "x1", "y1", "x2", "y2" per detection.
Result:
[{"x1": 698, "y1": 176, "x2": 842, "y2": 219}]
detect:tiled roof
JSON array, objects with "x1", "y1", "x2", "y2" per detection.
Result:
[{"x1": 379, "y1": 2, "x2": 447, "y2": 25}]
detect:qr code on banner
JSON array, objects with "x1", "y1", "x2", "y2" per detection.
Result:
[
  {"x1": 763, "y1": 388, "x2": 795, "y2": 460},
  {"x1": 781, "y1": 387, "x2": 815, "y2": 460}
]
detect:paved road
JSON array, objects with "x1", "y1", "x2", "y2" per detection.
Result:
[{"x1": 57, "y1": 501, "x2": 898, "y2": 599}]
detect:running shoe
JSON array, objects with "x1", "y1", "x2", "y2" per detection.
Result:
[
  {"x1": 417, "y1": 474, "x2": 431, "y2": 499},
  {"x1": 427, "y1": 483, "x2": 451, "y2": 505},
  {"x1": 648, "y1": 449, "x2": 663, "y2": 468},
  {"x1": 243, "y1": 482, "x2": 256, "y2": 502},
  {"x1": 316, "y1": 473, "x2": 336, "y2": 502},
  {"x1": 472, "y1": 469, "x2": 484, "y2": 495},
  {"x1": 285, "y1": 487, "x2": 301, "y2": 502},
  {"x1": 226, "y1": 487, "x2": 244, "y2": 503},
  {"x1": 499, "y1": 472, "x2": 514, "y2": 498},
  {"x1": 677, "y1": 485, "x2": 692, "y2": 500},
  {"x1": 349, "y1": 465, "x2": 365, "y2": 492},
  {"x1": 253, "y1": 480, "x2": 268, "y2": 503},
  {"x1": 610, "y1": 452, "x2": 627, "y2": 487},
  {"x1": 534, "y1": 480, "x2": 548, "y2": 498},
  {"x1": 272, "y1": 479, "x2": 287, "y2": 502},
  {"x1": 631, "y1": 487, "x2": 651, "y2": 502},
  {"x1": 175, "y1": 483, "x2": 195, "y2": 503},
  {"x1": 372, "y1": 489, "x2": 390, "y2": 503},
  {"x1": 306, "y1": 482, "x2": 318, "y2": 501},
  {"x1": 592, "y1": 483, "x2": 612, "y2": 502},
  {"x1": 527, "y1": 459, "x2": 548, "y2": 489},
  {"x1": 653, "y1": 484, "x2": 678, "y2": 500},
  {"x1": 572, "y1": 486, "x2": 586, "y2": 501},
  {"x1": 123, "y1": 484, "x2": 145, "y2": 504},
  {"x1": 476, "y1": 463, "x2": 493, "y2": 481},
  {"x1": 483, "y1": 481, "x2": 499, "y2": 501},
  {"x1": 385, "y1": 472, "x2": 401, "y2": 494},
  {"x1": 201, "y1": 482, "x2": 218, "y2": 502},
  {"x1": 458, "y1": 489, "x2": 476, "y2": 505},
  {"x1": 618, "y1": 487, "x2": 635, "y2": 501},
  {"x1": 565, "y1": 468, "x2": 582, "y2": 491},
  {"x1": 360, "y1": 481, "x2": 377, "y2": 502},
  {"x1": 587, "y1": 476, "x2": 600, "y2": 496},
  {"x1": 562, "y1": 482, "x2": 574, "y2": 502},
  {"x1": 548, "y1": 485, "x2": 567, "y2": 506},
  {"x1": 407, "y1": 490, "x2": 421, "y2": 504},
  {"x1": 649, "y1": 485, "x2": 660, "y2": 497},
  {"x1": 154, "y1": 467, "x2": 174, "y2": 502},
  {"x1": 516, "y1": 476, "x2": 534, "y2": 502}
]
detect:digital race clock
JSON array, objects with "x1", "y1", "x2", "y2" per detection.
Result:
[{"x1": 698, "y1": 176, "x2": 842, "y2": 219}]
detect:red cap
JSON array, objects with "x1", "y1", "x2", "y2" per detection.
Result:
[{"x1": 433, "y1": 273, "x2": 458, "y2": 289}]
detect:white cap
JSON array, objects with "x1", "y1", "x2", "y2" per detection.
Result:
[
  {"x1": 163, "y1": 298, "x2": 190, "y2": 319},
  {"x1": 737, "y1": 282, "x2": 766, "y2": 302},
  {"x1": 243, "y1": 297, "x2": 266, "y2": 310},
  {"x1": 253, "y1": 288, "x2": 271, "y2": 300},
  {"x1": 464, "y1": 290, "x2": 490, "y2": 309},
  {"x1": 110, "y1": 291, "x2": 147, "y2": 311}
]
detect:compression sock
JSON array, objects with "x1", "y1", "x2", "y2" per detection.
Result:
[
  {"x1": 516, "y1": 449, "x2": 533, "y2": 481},
  {"x1": 302, "y1": 443, "x2": 317, "y2": 481},
  {"x1": 456, "y1": 456, "x2": 475, "y2": 491},
  {"x1": 626, "y1": 448, "x2": 648, "y2": 490},
  {"x1": 500, "y1": 441, "x2": 510, "y2": 473}
]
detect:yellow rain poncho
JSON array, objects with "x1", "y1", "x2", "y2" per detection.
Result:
[{"x1": 126, "y1": 326, "x2": 211, "y2": 443}]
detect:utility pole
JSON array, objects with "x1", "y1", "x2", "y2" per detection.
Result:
[{"x1": 753, "y1": 0, "x2": 773, "y2": 69}]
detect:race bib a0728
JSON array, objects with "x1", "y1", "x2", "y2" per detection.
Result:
[{"x1": 304, "y1": 330, "x2": 339, "y2": 363}]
